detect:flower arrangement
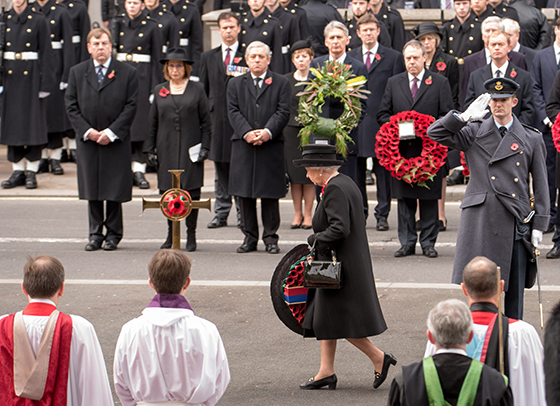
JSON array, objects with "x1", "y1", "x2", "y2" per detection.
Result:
[
  {"x1": 375, "y1": 111, "x2": 448, "y2": 188},
  {"x1": 551, "y1": 114, "x2": 560, "y2": 153},
  {"x1": 296, "y1": 60, "x2": 370, "y2": 157}
]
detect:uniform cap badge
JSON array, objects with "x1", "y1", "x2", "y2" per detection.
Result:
[{"x1": 495, "y1": 81, "x2": 503, "y2": 91}]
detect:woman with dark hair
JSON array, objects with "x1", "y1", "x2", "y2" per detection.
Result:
[
  {"x1": 144, "y1": 48, "x2": 211, "y2": 251},
  {"x1": 284, "y1": 40, "x2": 315, "y2": 229},
  {"x1": 293, "y1": 144, "x2": 396, "y2": 390}
]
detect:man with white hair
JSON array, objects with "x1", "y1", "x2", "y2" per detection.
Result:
[
  {"x1": 388, "y1": 299, "x2": 513, "y2": 406},
  {"x1": 502, "y1": 18, "x2": 536, "y2": 70}
]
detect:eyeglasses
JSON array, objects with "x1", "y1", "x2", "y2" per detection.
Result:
[{"x1": 168, "y1": 64, "x2": 185, "y2": 70}]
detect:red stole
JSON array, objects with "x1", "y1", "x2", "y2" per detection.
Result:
[{"x1": 0, "y1": 303, "x2": 73, "y2": 405}]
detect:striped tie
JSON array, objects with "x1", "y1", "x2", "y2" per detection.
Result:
[{"x1": 224, "y1": 48, "x2": 231, "y2": 68}]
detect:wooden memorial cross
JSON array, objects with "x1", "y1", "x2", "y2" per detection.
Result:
[{"x1": 142, "y1": 170, "x2": 211, "y2": 250}]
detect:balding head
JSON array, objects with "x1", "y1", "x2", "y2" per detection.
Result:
[{"x1": 463, "y1": 256, "x2": 500, "y2": 301}]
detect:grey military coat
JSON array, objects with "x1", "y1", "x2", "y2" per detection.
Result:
[{"x1": 428, "y1": 112, "x2": 549, "y2": 290}]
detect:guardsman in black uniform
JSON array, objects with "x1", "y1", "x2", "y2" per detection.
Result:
[
  {"x1": 0, "y1": 0, "x2": 55, "y2": 190},
  {"x1": 36, "y1": 0, "x2": 75, "y2": 176},
  {"x1": 441, "y1": 0, "x2": 483, "y2": 62},
  {"x1": 488, "y1": 0, "x2": 519, "y2": 21},
  {"x1": 369, "y1": 0, "x2": 406, "y2": 52},
  {"x1": 300, "y1": 0, "x2": 342, "y2": 56},
  {"x1": 239, "y1": 0, "x2": 284, "y2": 73},
  {"x1": 472, "y1": 0, "x2": 518, "y2": 23},
  {"x1": 266, "y1": 0, "x2": 299, "y2": 73},
  {"x1": 102, "y1": 0, "x2": 125, "y2": 28},
  {"x1": 115, "y1": 0, "x2": 164, "y2": 188},
  {"x1": 163, "y1": 0, "x2": 203, "y2": 77},
  {"x1": 279, "y1": 0, "x2": 309, "y2": 42},
  {"x1": 145, "y1": 0, "x2": 179, "y2": 53},
  {"x1": 345, "y1": 0, "x2": 391, "y2": 51}
]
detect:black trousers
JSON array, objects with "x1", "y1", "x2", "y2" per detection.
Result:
[
  {"x1": 7, "y1": 145, "x2": 43, "y2": 163},
  {"x1": 397, "y1": 198, "x2": 439, "y2": 248},
  {"x1": 504, "y1": 238, "x2": 527, "y2": 320},
  {"x1": 214, "y1": 161, "x2": 240, "y2": 223},
  {"x1": 45, "y1": 132, "x2": 64, "y2": 149},
  {"x1": 238, "y1": 197, "x2": 280, "y2": 247},
  {"x1": 544, "y1": 130, "x2": 557, "y2": 225},
  {"x1": 88, "y1": 200, "x2": 123, "y2": 244},
  {"x1": 131, "y1": 141, "x2": 146, "y2": 163},
  {"x1": 371, "y1": 156, "x2": 392, "y2": 221}
]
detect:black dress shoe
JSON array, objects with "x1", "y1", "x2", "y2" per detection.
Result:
[
  {"x1": 290, "y1": 221, "x2": 302, "y2": 229},
  {"x1": 37, "y1": 159, "x2": 50, "y2": 174},
  {"x1": 422, "y1": 246, "x2": 438, "y2": 258},
  {"x1": 85, "y1": 240, "x2": 102, "y2": 251},
  {"x1": 186, "y1": 233, "x2": 197, "y2": 252},
  {"x1": 237, "y1": 244, "x2": 257, "y2": 253},
  {"x1": 102, "y1": 240, "x2": 118, "y2": 250},
  {"x1": 395, "y1": 245, "x2": 415, "y2": 257},
  {"x1": 447, "y1": 170, "x2": 465, "y2": 186},
  {"x1": 207, "y1": 217, "x2": 227, "y2": 228},
  {"x1": 376, "y1": 217, "x2": 389, "y2": 231},
  {"x1": 373, "y1": 353, "x2": 397, "y2": 389},
  {"x1": 25, "y1": 172, "x2": 37, "y2": 189},
  {"x1": 1, "y1": 171, "x2": 26, "y2": 189},
  {"x1": 133, "y1": 172, "x2": 150, "y2": 189},
  {"x1": 365, "y1": 169, "x2": 375, "y2": 185},
  {"x1": 60, "y1": 149, "x2": 70, "y2": 163},
  {"x1": 266, "y1": 243, "x2": 280, "y2": 254},
  {"x1": 50, "y1": 159, "x2": 64, "y2": 175},
  {"x1": 547, "y1": 245, "x2": 560, "y2": 259},
  {"x1": 300, "y1": 374, "x2": 337, "y2": 390}
]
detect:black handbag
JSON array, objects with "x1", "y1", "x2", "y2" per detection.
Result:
[{"x1": 303, "y1": 242, "x2": 342, "y2": 289}]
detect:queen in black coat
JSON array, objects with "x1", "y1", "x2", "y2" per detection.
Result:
[{"x1": 294, "y1": 144, "x2": 395, "y2": 391}]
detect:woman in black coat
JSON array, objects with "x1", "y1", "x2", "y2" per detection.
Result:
[
  {"x1": 293, "y1": 144, "x2": 396, "y2": 391},
  {"x1": 144, "y1": 48, "x2": 211, "y2": 251}
]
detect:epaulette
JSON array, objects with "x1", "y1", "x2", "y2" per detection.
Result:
[{"x1": 521, "y1": 123, "x2": 541, "y2": 135}]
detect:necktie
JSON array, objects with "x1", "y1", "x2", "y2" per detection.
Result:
[
  {"x1": 445, "y1": 0, "x2": 451, "y2": 8},
  {"x1": 97, "y1": 65, "x2": 104, "y2": 84},
  {"x1": 411, "y1": 77, "x2": 419, "y2": 101},
  {"x1": 366, "y1": 51, "x2": 372, "y2": 69},
  {"x1": 224, "y1": 47, "x2": 231, "y2": 68},
  {"x1": 557, "y1": 53, "x2": 560, "y2": 70},
  {"x1": 254, "y1": 77, "x2": 261, "y2": 90},
  {"x1": 496, "y1": 69, "x2": 501, "y2": 78},
  {"x1": 499, "y1": 126, "x2": 507, "y2": 137}
]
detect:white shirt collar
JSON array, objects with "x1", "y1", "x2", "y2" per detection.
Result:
[
  {"x1": 408, "y1": 69, "x2": 425, "y2": 84},
  {"x1": 329, "y1": 52, "x2": 347, "y2": 65},
  {"x1": 434, "y1": 348, "x2": 467, "y2": 356},
  {"x1": 362, "y1": 43, "x2": 379, "y2": 59},
  {"x1": 221, "y1": 41, "x2": 239, "y2": 55},
  {"x1": 29, "y1": 298, "x2": 57, "y2": 306},
  {"x1": 484, "y1": 48, "x2": 491, "y2": 64},
  {"x1": 554, "y1": 42, "x2": 560, "y2": 64},
  {"x1": 93, "y1": 57, "x2": 111, "y2": 69},
  {"x1": 512, "y1": 43, "x2": 520, "y2": 53},
  {"x1": 250, "y1": 71, "x2": 267, "y2": 81},
  {"x1": 491, "y1": 60, "x2": 508, "y2": 77}
]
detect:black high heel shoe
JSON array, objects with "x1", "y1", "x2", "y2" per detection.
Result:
[
  {"x1": 299, "y1": 374, "x2": 337, "y2": 390},
  {"x1": 373, "y1": 352, "x2": 397, "y2": 389}
]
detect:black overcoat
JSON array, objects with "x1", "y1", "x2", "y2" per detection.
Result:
[
  {"x1": 39, "y1": 0, "x2": 75, "y2": 133},
  {"x1": 145, "y1": 81, "x2": 212, "y2": 192},
  {"x1": 199, "y1": 45, "x2": 245, "y2": 163},
  {"x1": 65, "y1": 58, "x2": 138, "y2": 202},
  {"x1": 377, "y1": 71, "x2": 454, "y2": 200},
  {"x1": 227, "y1": 70, "x2": 291, "y2": 199},
  {"x1": 147, "y1": 5, "x2": 180, "y2": 53},
  {"x1": 303, "y1": 174, "x2": 387, "y2": 340},
  {"x1": 545, "y1": 70, "x2": 560, "y2": 187},
  {"x1": 239, "y1": 9, "x2": 284, "y2": 73},
  {"x1": 0, "y1": 4, "x2": 56, "y2": 147},
  {"x1": 428, "y1": 49, "x2": 460, "y2": 110},
  {"x1": 60, "y1": 0, "x2": 90, "y2": 63},
  {"x1": 440, "y1": 13, "x2": 483, "y2": 58}
]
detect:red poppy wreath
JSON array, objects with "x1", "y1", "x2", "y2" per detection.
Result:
[
  {"x1": 552, "y1": 114, "x2": 560, "y2": 153},
  {"x1": 460, "y1": 151, "x2": 470, "y2": 176},
  {"x1": 375, "y1": 111, "x2": 448, "y2": 188}
]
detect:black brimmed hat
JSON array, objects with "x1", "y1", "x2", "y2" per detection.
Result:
[
  {"x1": 291, "y1": 39, "x2": 313, "y2": 55},
  {"x1": 159, "y1": 48, "x2": 194, "y2": 65},
  {"x1": 293, "y1": 144, "x2": 344, "y2": 167},
  {"x1": 413, "y1": 22, "x2": 443, "y2": 41},
  {"x1": 484, "y1": 77, "x2": 520, "y2": 98}
]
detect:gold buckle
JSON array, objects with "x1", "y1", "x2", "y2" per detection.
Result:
[
  {"x1": 126, "y1": 54, "x2": 133, "y2": 61},
  {"x1": 15, "y1": 52, "x2": 21, "y2": 60}
]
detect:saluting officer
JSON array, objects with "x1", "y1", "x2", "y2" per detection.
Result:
[
  {"x1": 36, "y1": 0, "x2": 75, "y2": 176},
  {"x1": 163, "y1": 0, "x2": 203, "y2": 77},
  {"x1": 239, "y1": 0, "x2": 284, "y2": 73},
  {"x1": 145, "y1": 0, "x2": 180, "y2": 53},
  {"x1": 279, "y1": 0, "x2": 309, "y2": 42},
  {"x1": 0, "y1": 0, "x2": 55, "y2": 190},
  {"x1": 265, "y1": 0, "x2": 300, "y2": 73},
  {"x1": 115, "y1": 0, "x2": 164, "y2": 189},
  {"x1": 440, "y1": 0, "x2": 484, "y2": 62},
  {"x1": 428, "y1": 79, "x2": 549, "y2": 320},
  {"x1": 369, "y1": 0, "x2": 405, "y2": 53}
]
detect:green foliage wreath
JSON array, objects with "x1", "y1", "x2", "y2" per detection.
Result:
[{"x1": 295, "y1": 61, "x2": 370, "y2": 157}]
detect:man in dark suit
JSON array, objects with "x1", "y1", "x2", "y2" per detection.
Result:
[
  {"x1": 227, "y1": 41, "x2": 291, "y2": 254},
  {"x1": 464, "y1": 31, "x2": 534, "y2": 126},
  {"x1": 66, "y1": 28, "x2": 138, "y2": 251},
  {"x1": 545, "y1": 72, "x2": 560, "y2": 259},
  {"x1": 311, "y1": 21, "x2": 368, "y2": 213},
  {"x1": 461, "y1": 16, "x2": 526, "y2": 108},
  {"x1": 388, "y1": 299, "x2": 513, "y2": 406},
  {"x1": 199, "y1": 11, "x2": 244, "y2": 229},
  {"x1": 533, "y1": 19, "x2": 560, "y2": 238},
  {"x1": 377, "y1": 40, "x2": 454, "y2": 258},
  {"x1": 503, "y1": 18, "x2": 536, "y2": 71},
  {"x1": 348, "y1": 13, "x2": 405, "y2": 231}
]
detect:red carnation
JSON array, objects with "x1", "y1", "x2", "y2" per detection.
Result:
[
  {"x1": 159, "y1": 88, "x2": 170, "y2": 97},
  {"x1": 436, "y1": 62, "x2": 446, "y2": 71}
]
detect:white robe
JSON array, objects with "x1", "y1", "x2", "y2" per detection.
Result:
[
  {"x1": 0, "y1": 299, "x2": 115, "y2": 406},
  {"x1": 113, "y1": 307, "x2": 230, "y2": 406},
  {"x1": 425, "y1": 318, "x2": 546, "y2": 405}
]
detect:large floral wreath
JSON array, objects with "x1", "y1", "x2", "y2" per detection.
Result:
[
  {"x1": 551, "y1": 114, "x2": 560, "y2": 153},
  {"x1": 296, "y1": 61, "x2": 370, "y2": 157},
  {"x1": 375, "y1": 111, "x2": 448, "y2": 188}
]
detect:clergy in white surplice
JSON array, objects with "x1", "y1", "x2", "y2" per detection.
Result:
[
  {"x1": 425, "y1": 256, "x2": 546, "y2": 405},
  {"x1": 0, "y1": 255, "x2": 114, "y2": 406},
  {"x1": 113, "y1": 249, "x2": 230, "y2": 406}
]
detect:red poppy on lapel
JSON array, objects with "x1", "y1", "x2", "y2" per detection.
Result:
[
  {"x1": 375, "y1": 53, "x2": 381, "y2": 61},
  {"x1": 233, "y1": 57, "x2": 242, "y2": 64},
  {"x1": 264, "y1": 77, "x2": 272, "y2": 85},
  {"x1": 425, "y1": 76, "x2": 432, "y2": 85},
  {"x1": 108, "y1": 70, "x2": 115, "y2": 79},
  {"x1": 436, "y1": 61, "x2": 446, "y2": 71},
  {"x1": 510, "y1": 69, "x2": 517, "y2": 78},
  {"x1": 511, "y1": 143, "x2": 519, "y2": 151},
  {"x1": 159, "y1": 88, "x2": 170, "y2": 97}
]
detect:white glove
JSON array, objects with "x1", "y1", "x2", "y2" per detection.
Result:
[
  {"x1": 39, "y1": 92, "x2": 50, "y2": 99},
  {"x1": 532, "y1": 229, "x2": 543, "y2": 248},
  {"x1": 0, "y1": 86, "x2": 3, "y2": 94},
  {"x1": 460, "y1": 93, "x2": 491, "y2": 122},
  {"x1": 149, "y1": 93, "x2": 154, "y2": 104},
  {"x1": 59, "y1": 82, "x2": 68, "y2": 91}
]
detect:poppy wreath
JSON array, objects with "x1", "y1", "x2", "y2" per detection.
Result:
[
  {"x1": 552, "y1": 114, "x2": 560, "y2": 153},
  {"x1": 460, "y1": 151, "x2": 470, "y2": 176},
  {"x1": 296, "y1": 60, "x2": 370, "y2": 157},
  {"x1": 282, "y1": 254, "x2": 308, "y2": 326},
  {"x1": 375, "y1": 111, "x2": 448, "y2": 189},
  {"x1": 161, "y1": 189, "x2": 192, "y2": 220}
]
